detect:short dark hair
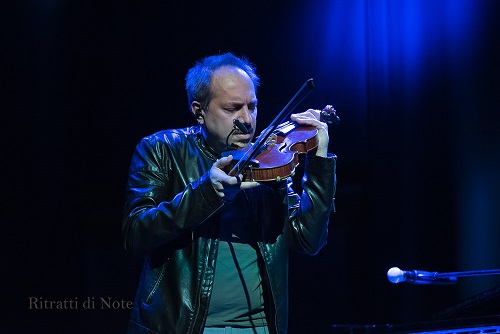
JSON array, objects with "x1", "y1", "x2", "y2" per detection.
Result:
[{"x1": 185, "y1": 52, "x2": 260, "y2": 111}]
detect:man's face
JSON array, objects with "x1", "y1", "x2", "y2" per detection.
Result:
[{"x1": 198, "y1": 66, "x2": 257, "y2": 155}]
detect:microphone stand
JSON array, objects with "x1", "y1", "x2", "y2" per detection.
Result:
[
  {"x1": 434, "y1": 269, "x2": 500, "y2": 280},
  {"x1": 388, "y1": 267, "x2": 500, "y2": 285}
]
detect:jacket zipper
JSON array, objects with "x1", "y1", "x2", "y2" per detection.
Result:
[
  {"x1": 145, "y1": 264, "x2": 166, "y2": 304},
  {"x1": 190, "y1": 239, "x2": 216, "y2": 334},
  {"x1": 260, "y1": 244, "x2": 279, "y2": 334}
]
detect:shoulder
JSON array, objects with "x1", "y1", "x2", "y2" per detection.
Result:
[
  {"x1": 143, "y1": 126, "x2": 196, "y2": 143},
  {"x1": 139, "y1": 126, "x2": 198, "y2": 149},
  {"x1": 129, "y1": 127, "x2": 198, "y2": 170},
  {"x1": 132, "y1": 126, "x2": 198, "y2": 158}
]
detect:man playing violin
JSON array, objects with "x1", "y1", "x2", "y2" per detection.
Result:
[{"x1": 122, "y1": 52, "x2": 337, "y2": 334}]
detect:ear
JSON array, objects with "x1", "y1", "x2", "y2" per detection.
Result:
[{"x1": 190, "y1": 101, "x2": 205, "y2": 124}]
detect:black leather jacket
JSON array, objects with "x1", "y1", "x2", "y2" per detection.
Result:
[{"x1": 123, "y1": 126, "x2": 336, "y2": 334}]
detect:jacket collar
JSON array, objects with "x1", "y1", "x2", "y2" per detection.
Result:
[{"x1": 194, "y1": 125, "x2": 219, "y2": 161}]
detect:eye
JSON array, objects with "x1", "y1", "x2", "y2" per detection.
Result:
[{"x1": 248, "y1": 103, "x2": 257, "y2": 112}]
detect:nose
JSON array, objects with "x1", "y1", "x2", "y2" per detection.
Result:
[{"x1": 237, "y1": 106, "x2": 253, "y2": 126}]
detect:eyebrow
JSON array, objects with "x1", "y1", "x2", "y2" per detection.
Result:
[{"x1": 223, "y1": 99, "x2": 258, "y2": 107}]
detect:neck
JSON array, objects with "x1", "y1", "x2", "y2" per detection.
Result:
[{"x1": 199, "y1": 124, "x2": 224, "y2": 157}]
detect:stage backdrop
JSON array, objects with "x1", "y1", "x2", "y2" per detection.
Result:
[{"x1": 3, "y1": 0, "x2": 500, "y2": 333}]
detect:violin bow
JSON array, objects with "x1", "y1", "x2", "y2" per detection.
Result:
[{"x1": 228, "y1": 78, "x2": 316, "y2": 177}]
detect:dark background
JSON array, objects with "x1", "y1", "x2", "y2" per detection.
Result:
[{"x1": 2, "y1": 0, "x2": 500, "y2": 333}]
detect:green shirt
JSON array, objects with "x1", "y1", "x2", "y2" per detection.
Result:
[{"x1": 205, "y1": 191, "x2": 267, "y2": 328}]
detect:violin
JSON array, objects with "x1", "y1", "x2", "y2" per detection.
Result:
[{"x1": 222, "y1": 104, "x2": 339, "y2": 182}]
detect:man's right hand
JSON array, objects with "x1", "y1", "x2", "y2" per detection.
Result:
[{"x1": 210, "y1": 155, "x2": 259, "y2": 201}]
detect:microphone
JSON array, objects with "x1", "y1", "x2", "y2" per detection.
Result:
[
  {"x1": 387, "y1": 267, "x2": 457, "y2": 285},
  {"x1": 233, "y1": 119, "x2": 250, "y2": 134}
]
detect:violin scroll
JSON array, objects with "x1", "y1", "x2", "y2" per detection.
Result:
[{"x1": 320, "y1": 104, "x2": 340, "y2": 125}]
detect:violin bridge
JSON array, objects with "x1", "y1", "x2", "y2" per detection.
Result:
[{"x1": 267, "y1": 133, "x2": 278, "y2": 145}]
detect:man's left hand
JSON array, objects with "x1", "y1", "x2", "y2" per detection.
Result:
[{"x1": 290, "y1": 109, "x2": 329, "y2": 157}]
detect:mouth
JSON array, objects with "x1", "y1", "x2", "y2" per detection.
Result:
[
  {"x1": 231, "y1": 132, "x2": 254, "y2": 148},
  {"x1": 234, "y1": 131, "x2": 253, "y2": 141}
]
